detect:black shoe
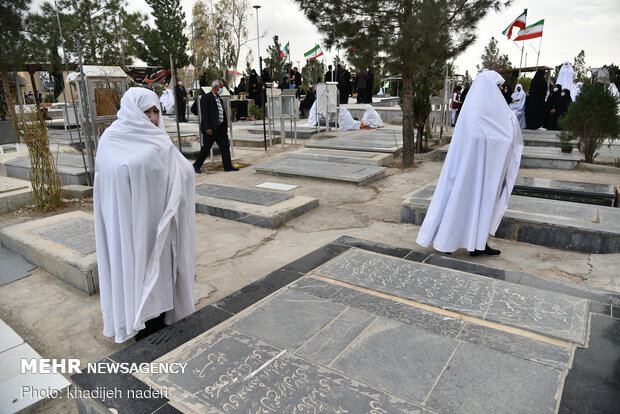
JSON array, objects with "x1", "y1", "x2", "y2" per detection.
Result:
[
  {"x1": 224, "y1": 166, "x2": 239, "y2": 172},
  {"x1": 470, "y1": 244, "x2": 501, "y2": 257},
  {"x1": 193, "y1": 163, "x2": 202, "y2": 174}
]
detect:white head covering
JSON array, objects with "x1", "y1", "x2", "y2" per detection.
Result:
[
  {"x1": 509, "y1": 84, "x2": 526, "y2": 111},
  {"x1": 361, "y1": 104, "x2": 384, "y2": 128},
  {"x1": 94, "y1": 87, "x2": 196, "y2": 343},
  {"x1": 556, "y1": 61, "x2": 575, "y2": 98},
  {"x1": 338, "y1": 107, "x2": 361, "y2": 130},
  {"x1": 416, "y1": 70, "x2": 523, "y2": 252},
  {"x1": 159, "y1": 89, "x2": 175, "y2": 113}
]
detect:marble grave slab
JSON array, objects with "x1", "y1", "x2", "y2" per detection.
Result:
[
  {"x1": 0, "y1": 176, "x2": 32, "y2": 214},
  {"x1": 437, "y1": 145, "x2": 580, "y2": 169},
  {"x1": 305, "y1": 134, "x2": 403, "y2": 154},
  {"x1": 254, "y1": 158, "x2": 386, "y2": 186},
  {"x1": 286, "y1": 148, "x2": 393, "y2": 166},
  {"x1": 513, "y1": 176, "x2": 617, "y2": 206},
  {"x1": 315, "y1": 249, "x2": 589, "y2": 344}
]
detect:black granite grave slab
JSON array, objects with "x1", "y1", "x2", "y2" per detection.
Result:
[
  {"x1": 559, "y1": 314, "x2": 620, "y2": 413},
  {"x1": 291, "y1": 277, "x2": 572, "y2": 371},
  {"x1": 331, "y1": 318, "x2": 458, "y2": 403},
  {"x1": 423, "y1": 254, "x2": 524, "y2": 283},
  {"x1": 425, "y1": 342, "x2": 562, "y2": 414},
  {"x1": 213, "y1": 268, "x2": 304, "y2": 315},
  {"x1": 332, "y1": 234, "x2": 414, "y2": 258},
  {"x1": 513, "y1": 176, "x2": 617, "y2": 206},
  {"x1": 316, "y1": 249, "x2": 589, "y2": 344},
  {"x1": 141, "y1": 328, "x2": 430, "y2": 413},
  {"x1": 280, "y1": 242, "x2": 351, "y2": 274},
  {"x1": 33, "y1": 219, "x2": 96, "y2": 255},
  {"x1": 402, "y1": 184, "x2": 620, "y2": 253},
  {"x1": 232, "y1": 289, "x2": 347, "y2": 350},
  {"x1": 195, "y1": 183, "x2": 293, "y2": 206}
]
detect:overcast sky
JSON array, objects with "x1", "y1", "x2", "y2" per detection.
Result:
[{"x1": 37, "y1": 0, "x2": 620, "y2": 77}]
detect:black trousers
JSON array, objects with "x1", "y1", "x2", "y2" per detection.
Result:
[
  {"x1": 176, "y1": 100, "x2": 187, "y2": 121},
  {"x1": 194, "y1": 124, "x2": 233, "y2": 169}
]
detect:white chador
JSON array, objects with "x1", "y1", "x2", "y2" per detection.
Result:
[
  {"x1": 361, "y1": 104, "x2": 384, "y2": 128},
  {"x1": 556, "y1": 61, "x2": 575, "y2": 100},
  {"x1": 509, "y1": 84, "x2": 526, "y2": 128},
  {"x1": 416, "y1": 70, "x2": 523, "y2": 253},
  {"x1": 94, "y1": 87, "x2": 196, "y2": 343},
  {"x1": 338, "y1": 107, "x2": 361, "y2": 130},
  {"x1": 159, "y1": 88, "x2": 175, "y2": 113}
]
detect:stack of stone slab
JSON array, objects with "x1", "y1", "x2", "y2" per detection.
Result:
[
  {"x1": 0, "y1": 176, "x2": 32, "y2": 214},
  {"x1": 195, "y1": 183, "x2": 318, "y2": 228},
  {"x1": 437, "y1": 129, "x2": 581, "y2": 169},
  {"x1": 71, "y1": 236, "x2": 618, "y2": 413},
  {"x1": 3, "y1": 153, "x2": 91, "y2": 185},
  {"x1": 254, "y1": 130, "x2": 403, "y2": 185},
  {"x1": 401, "y1": 183, "x2": 620, "y2": 253},
  {"x1": 513, "y1": 176, "x2": 617, "y2": 206}
]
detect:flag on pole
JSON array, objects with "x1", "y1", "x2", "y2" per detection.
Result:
[
  {"x1": 502, "y1": 9, "x2": 527, "y2": 39},
  {"x1": 304, "y1": 44, "x2": 323, "y2": 60},
  {"x1": 514, "y1": 19, "x2": 544, "y2": 41},
  {"x1": 280, "y1": 42, "x2": 290, "y2": 58}
]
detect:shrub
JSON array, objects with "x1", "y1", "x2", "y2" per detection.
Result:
[{"x1": 559, "y1": 83, "x2": 620, "y2": 163}]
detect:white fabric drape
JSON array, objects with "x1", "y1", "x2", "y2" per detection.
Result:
[
  {"x1": 416, "y1": 70, "x2": 523, "y2": 252},
  {"x1": 159, "y1": 89, "x2": 175, "y2": 113},
  {"x1": 338, "y1": 107, "x2": 361, "y2": 130},
  {"x1": 556, "y1": 61, "x2": 575, "y2": 99},
  {"x1": 573, "y1": 82, "x2": 583, "y2": 100},
  {"x1": 361, "y1": 104, "x2": 384, "y2": 128},
  {"x1": 509, "y1": 84, "x2": 526, "y2": 128},
  {"x1": 94, "y1": 87, "x2": 195, "y2": 343}
]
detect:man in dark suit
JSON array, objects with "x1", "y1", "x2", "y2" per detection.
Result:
[
  {"x1": 192, "y1": 80, "x2": 238, "y2": 173},
  {"x1": 175, "y1": 80, "x2": 188, "y2": 122}
]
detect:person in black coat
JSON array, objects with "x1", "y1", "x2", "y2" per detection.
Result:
[
  {"x1": 525, "y1": 69, "x2": 548, "y2": 130},
  {"x1": 193, "y1": 80, "x2": 238, "y2": 173},
  {"x1": 175, "y1": 80, "x2": 188, "y2": 122},
  {"x1": 544, "y1": 84, "x2": 563, "y2": 130},
  {"x1": 365, "y1": 67, "x2": 375, "y2": 103},
  {"x1": 502, "y1": 84, "x2": 513, "y2": 105},
  {"x1": 279, "y1": 75, "x2": 290, "y2": 90},
  {"x1": 237, "y1": 77, "x2": 247, "y2": 94},
  {"x1": 249, "y1": 69, "x2": 258, "y2": 101}
]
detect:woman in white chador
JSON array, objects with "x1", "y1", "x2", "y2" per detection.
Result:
[
  {"x1": 416, "y1": 70, "x2": 523, "y2": 256},
  {"x1": 361, "y1": 104, "x2": 384, "y2": 128},
  {"x1": 94, "y1": 87, "x2": 196, "y2": 343},
  {"x1": 556, "y1": 61, "x2": 575, "y2": 100},
  {"x1": 338, "y1": 107, "x2": 361, "y2": 130},
  {"x1": 509, "y1": 84, "x2": 526, "y2": 128}
]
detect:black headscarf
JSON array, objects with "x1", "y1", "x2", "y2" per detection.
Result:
[{"x1": 525, "y1": 69, "x2": 548, "y2": 129}]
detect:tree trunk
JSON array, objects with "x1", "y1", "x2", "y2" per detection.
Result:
[
  {"x1": 1, "y1": 71, "x2": 19, "y2": 136},
  {"x1": 401, "y1": 66, "x2": 415, "y2": 166}
]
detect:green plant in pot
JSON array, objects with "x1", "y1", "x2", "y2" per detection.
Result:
[
  {"x1": 248, "y1": 103, "x2": 263, "y2": 120},
  {"x1": 557, "y1": 131, "x2": 574, "y2": 153}
]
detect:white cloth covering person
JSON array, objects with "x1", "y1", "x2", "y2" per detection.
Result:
[
  {"x1": 573, "y1": 82, "x2": 583, "y2": 100},
  {"x1": 94, "y1": 87, "x2": 196, "y2": 343},
  {"x1": 416, "y1": 70, "x2": 523, "y2": 253},
  {"x1": 338, "y1": 107, "x2": 361, "y2": 130},
  {"x1": 159, "y1": 88, "x2": 175, "y2": 113},
  {"x1": 556, "y1": 61, "x2": 575, "y2": 100},
  {"x1": 361, "y1": 104, "x2": 384, "y2": 128},
  {"x1": 509, "y1": 83, "x2": 526, "y2": 128}
]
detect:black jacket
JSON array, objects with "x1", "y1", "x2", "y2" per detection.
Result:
[{"x1": 200, "y1": 92, "x2": 227, "y2": 132}]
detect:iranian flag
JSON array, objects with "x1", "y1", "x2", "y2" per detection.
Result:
[
  {"x1": 304, "y1": 44, "x2": 323, "y2": 60},
  {"x1": 514, "y1": 19, "x2": 544, "y2": 41},
  {"x1": 502, "y1": 9, "x2": 527, "y2": 39},
  {"x1": 280, "y1": 42, "x2": 290, "y2": 58}
]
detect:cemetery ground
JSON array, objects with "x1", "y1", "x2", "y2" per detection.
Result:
[{"x1": 0, "y1": 117, "x2": 619, "y2": 413}]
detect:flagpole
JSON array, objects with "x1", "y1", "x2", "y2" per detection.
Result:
[{"x1": 536, "y1": 35, "x2": 543, "y2": 67}]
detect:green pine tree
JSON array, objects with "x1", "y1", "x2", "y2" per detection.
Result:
[
  {"x1": 263, "y1": 35, "x2": 286, "y2": 83},
  {"x1": 292, "y1": 0, "x2": 510, "y2": 166},
  {"x1": 139, "y1": 0, "x2": 190, "y2": 76}
]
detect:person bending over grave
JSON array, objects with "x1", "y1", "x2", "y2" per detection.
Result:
[
  {"x1": 94, "y1": 87, "x2": 196, "y2": 343},
  {"x1": 416, "y1": 70, "x2": 523, "y2": 256}
]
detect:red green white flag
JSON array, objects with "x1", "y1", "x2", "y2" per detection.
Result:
[
  {"x1": 280, "y1": 42, "x2": 290, "y2": 58},
  {"x1": 514, "y1": 19, "x2": 544, "y2": 41},
  {"x1": 304, "y1": 44, "x2": 323, "y2": 60},
  {"x1": 502, "y1": 9, "x2": 527, "y2": 39}
]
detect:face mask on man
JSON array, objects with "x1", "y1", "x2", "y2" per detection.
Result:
[
  {"x1": 554, "y1": 87, "x2": 559, "y2": 92},
  {"x1": 561, "y1": 92, "x2": 565, "y2": 97},
  {"x1": 178, "y1": 81, "x2": 182, "y2": 85}
]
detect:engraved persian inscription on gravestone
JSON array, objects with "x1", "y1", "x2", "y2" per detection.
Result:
[
  {"x1": 195, "y1": 184, "x2": 293, "y2": 206},
  {"x1": 34, "y1": 219, "x2": 96, "y2": 255},
  {"x1": 143, "y1": 329, "x2": 426, "y2": 413}
]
